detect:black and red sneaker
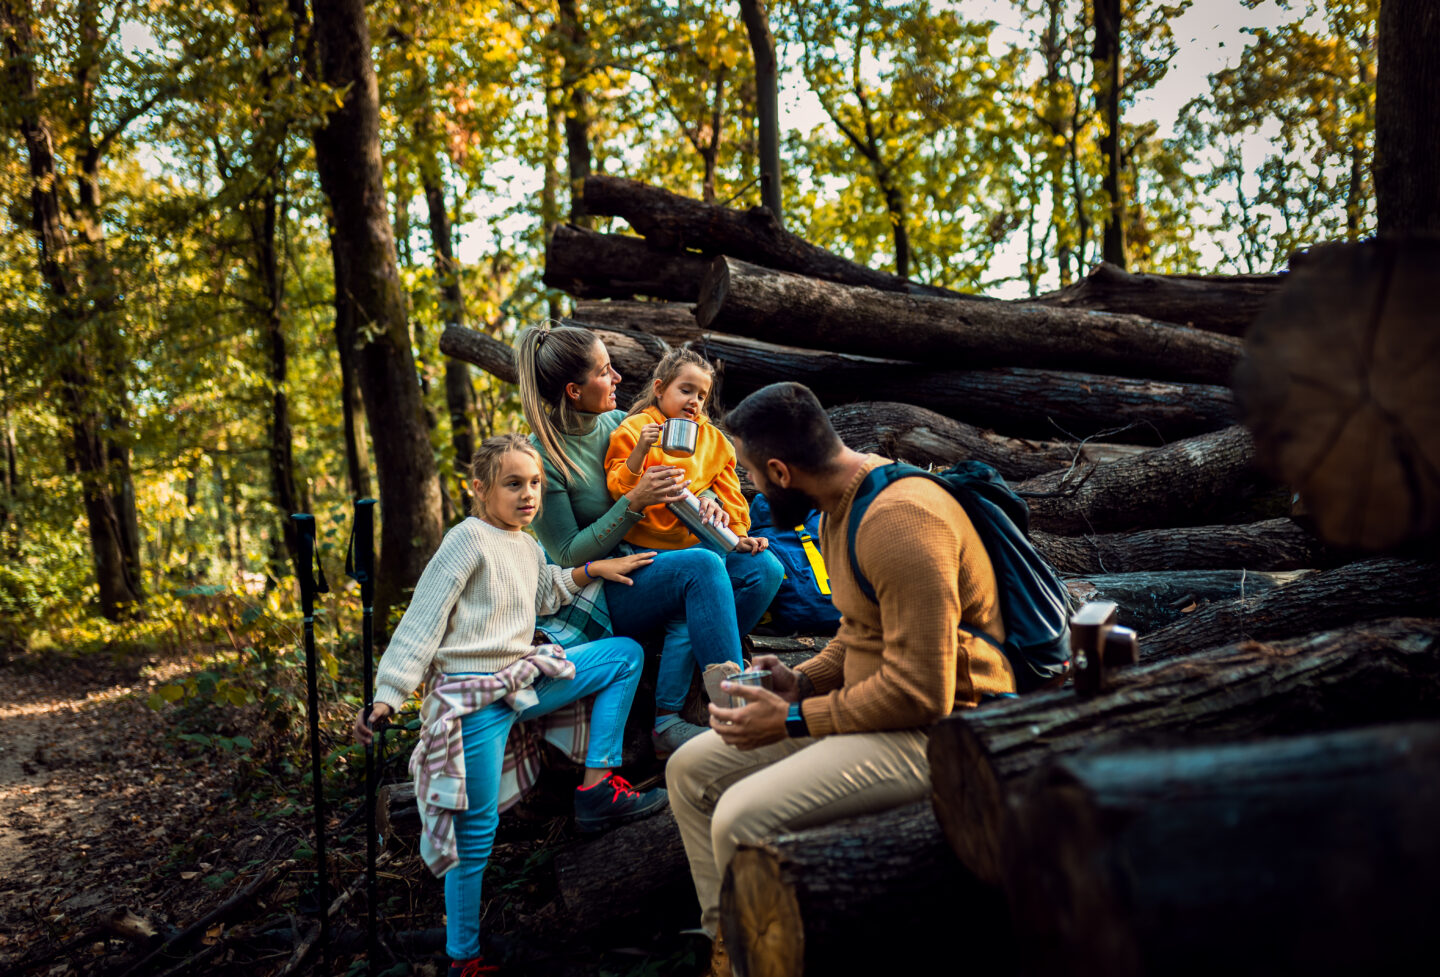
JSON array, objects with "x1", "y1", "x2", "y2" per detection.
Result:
[
  {"x1": 573, "y1": 773, "x2": 669, "y2": 833},
  {"x1": 449, "y1": 957, "x2": 499, "y2": 977}
]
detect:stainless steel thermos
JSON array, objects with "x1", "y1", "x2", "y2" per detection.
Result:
[{"x1": 667, "y1": 488, "x2": 740, "y2": 553}]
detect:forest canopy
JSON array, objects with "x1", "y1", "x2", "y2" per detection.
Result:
[{"x1": 0, "y1": 0, "x2": 1380, "y2": 637}]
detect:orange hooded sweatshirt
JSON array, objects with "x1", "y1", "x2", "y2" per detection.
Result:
[{"x1": 604, "y1": 406, "x2": 751, "y2": 550}]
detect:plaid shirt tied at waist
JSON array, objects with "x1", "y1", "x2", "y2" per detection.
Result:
[{"x1": 409, "y1": 644, "x2": 591, "y2": 877}]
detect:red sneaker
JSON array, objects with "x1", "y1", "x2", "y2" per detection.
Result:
[{"x1": 449, "y1": 957, "x2": 499, "y2": 976}]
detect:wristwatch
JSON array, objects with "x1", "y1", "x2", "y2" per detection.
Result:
[{"x1": 785, "y1": 702, "x2": 810, "y2": 738}]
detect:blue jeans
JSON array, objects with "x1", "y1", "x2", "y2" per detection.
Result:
[
  {"x1": 605, "y1": 546, "x2": 785, "y2": 713},
  {"x1": 444, "y1": 636, "x2": 643, "y2": 960}
]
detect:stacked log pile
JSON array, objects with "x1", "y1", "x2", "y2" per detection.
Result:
[{"x1": 432, "y1": 177, "x2": 1440, "y2": 975}]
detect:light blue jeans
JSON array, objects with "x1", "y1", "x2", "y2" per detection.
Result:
[
  {"x1": 444, "y1": 636, "x2": 643, "y2": 960},
  {"x1": 605, "y1": 546, "x2": 785, "y2": 713}
]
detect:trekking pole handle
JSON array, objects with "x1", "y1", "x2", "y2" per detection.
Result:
[{"x1": 347, "y1": 498, "x2": 377, "y2": 606}]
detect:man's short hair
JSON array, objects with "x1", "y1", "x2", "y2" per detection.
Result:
[{"x1": 724, "y1": 382, "x2": 844, "y2": 472}]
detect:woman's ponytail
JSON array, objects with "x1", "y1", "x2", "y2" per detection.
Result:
[{"x1": 515, "y1": 323, "x2": 602, "y2": 483}]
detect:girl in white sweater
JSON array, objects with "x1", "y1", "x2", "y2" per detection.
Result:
[{"x1": 353, "y1": 434, "x2": 666, "y2": 976}]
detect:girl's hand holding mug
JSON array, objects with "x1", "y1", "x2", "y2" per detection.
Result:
[
  {"x1": 637, "y1": 421, "x2": 663, "y2": 452},
  {"x1": 354, "y1": 701, "x2": 392, "y2": 746},
  {"x1": 627, "y1": 465, "x2": 687, "y2": 510},
  {"x1": 584, "y1": 551, "x2": 657, "y2": 586}
]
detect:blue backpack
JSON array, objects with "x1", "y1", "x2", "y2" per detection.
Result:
[
  {"x1": 844, "y1": 461, "x2": 1072, "y2": 692},
  {"x1": 748, "y1": 494, "x2": 842, "y2": 635}
]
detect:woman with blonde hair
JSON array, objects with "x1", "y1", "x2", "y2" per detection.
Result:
[{"x1": 517, "y1": 324, "x2": 782, "y2": 756}]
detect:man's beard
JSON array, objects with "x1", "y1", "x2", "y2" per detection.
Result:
[{"x1": 764, "y1": 483, "x2": 821, "y2": 530}]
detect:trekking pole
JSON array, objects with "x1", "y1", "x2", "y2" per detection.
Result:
[
  {"x1": 346, "y1": 498, "x2": 380, "y2": 975},
  {"x1": 291, "y1": 512, "x2": 331, "y2": 970}
]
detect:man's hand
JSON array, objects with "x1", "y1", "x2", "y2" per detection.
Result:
[
  {"x1": 750, "y1": 654, "x2": 800, "y2": 702},
  {"x1": 709, "y1": 682, "x2": 788, "y2": 749}
]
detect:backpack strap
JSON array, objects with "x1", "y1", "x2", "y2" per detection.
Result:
[
  {"x1": 843, "y1": 462, "x2": 1008, "y2": 655},
  {"x1": 845, "y1": 462, "x2": 929, "y2": 605}
]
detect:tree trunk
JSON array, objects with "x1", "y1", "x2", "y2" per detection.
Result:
[
  {"x1": 570, "y1": 300, "x2": 701, "y2": 345},
  {"x1": 420, "y1": 148, "x2": 477, "y2": 505},
  {"x1": 1375, "y1": 0, "x2": 1440, "y2": 237},
  {"x1": 1093, "y1": 0, "x2": 1124, "y2": 267},
  {"x1": 1032, "y1": 518, "x2": 1328, "y2": 575},
  {"x1": 1235, "y1": 239, "x2": 1440, "y2": 551},
  {"x1": 825, "y1": 401, "x2": 1136, "y2": 482},
  {"x1": 1063, "y1": 569, "x2": 1305, "y2": 634},
  {"x1": 1015, "y1": 426, "x2": 1280, "y2": 534},
  {"x1": 553, "y1": 810, "x2": 693, "y2": 933},
  {"x1": 1005, "y1": 720, "x2": 1440, "y2": 977},
  {"x1": 927, "y1": 617, "x2": 1440, "y2": 888},
  {"x1": 1140, "y1": 557, "x2": 1440, "y2": 663},
  {"x1": 1, "y1": 0, "x2": 142, "y2": 618},
  {"x1": 544, "y1": 224, "x2": 712, "y2": 302},
  {"x1": 580, "y1": 175, "x2": 964, "y2": 298},
  {"x1": 330, "y1": 232, "x2": 372, "y2": 501},
  {"x1": 562, "y1": 319, "x2": 1234, "y2": 442},
  {"x1": 1033, "y1": 262, "x2": 1281, "y2": 336},
  {"x1": 720, "y1": 802, "x2": 1009, "y2": 977},
  {"x1": 254, "y1": 185, "x2": 300, "y2": 569},
  {"x1": 696, "y1": 257, "x2": 1243, "y2": 385},
  {"x1": 738, "y1": 0, "x2": 782, "y2": 226},
  {"x1": 309, "y1": 0, "x2": 443, "y2": 614},
  {"x1": 556, "y1": 0, "x2": 592, "y2": 228}
]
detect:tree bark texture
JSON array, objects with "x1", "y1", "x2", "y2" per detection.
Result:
[
  {"x1": 1093, "y1": 0, "x2": 1124, "y2": 267},
  {"x1": 2, "y1": 0, "x2": 143, "y2": 617},
  {"x1": 1032, "y1": 519, "x2": 1329, "y2": 575},
  {"x1": 1004, "y1": 720, "x2": 1440, "y2": 977},
  {"x1": 827, "y1": 401, "x2": 1098, "y2": 482},
  {"x1": 1063, "y1": 569, "x2": 1306, "y2": 635},
  {"x1": 543, "y1": 224, "x2": 711, "y2": 302},
  {"x1": 1033, "y1": 262, "x2": 1282, "y2": 336},
  {"x1": 927, "y1": 617, "x2": 1440, "y2": 888},
  {"x1": 1016, "y1": 426, "x2": 1282, "y2": 534},
  {"x1": 309, "y1": 0, "x2": 442, "y2": 614},
  {"x1": 1139, "y1": 556, "x2": 1440, "y2": 663},
  {"x1": 1235, "y1": 239, "x2": 1440, "y2": 551},
  {"x1": 254, "y1": 187, "x2": 300, "y2": 569},
  {"x1": 553, "y1": 811, "x2": 693, "y2": 933},
  {"x1": 696, "y1": 257, "x2": 1243, "y2": 385},
  {"x1": 569, "y1": 299, "x2": 701, "y2": 346},
  {"x1": 1375, "y1": 0, "x2": 1440, "y2": 237},
  {"x1": 720, "y1": 802, "x2": 1009, "y2": 977},
  {"x1": 556, "y1": 0, "x2": 592, "y2": 227},
  {"x1": 582, "y1": 175, "x2": 963, "y2": 298},
  {"x1": 738, "y1": 0, "x2": 782, "y2": 226},
  {"x1": 562, "y1": 318, "x2": 1235, "y2": 442}
]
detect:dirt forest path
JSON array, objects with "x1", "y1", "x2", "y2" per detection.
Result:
[{"x1": 0, "y1": 650, "x2": 263, "y2": 972}]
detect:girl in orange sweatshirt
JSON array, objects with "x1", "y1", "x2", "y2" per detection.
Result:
[{"x1": 604, "y1": 347, "x2": 784, "y2": 752}]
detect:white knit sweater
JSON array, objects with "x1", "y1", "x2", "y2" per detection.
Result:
[{"x1": 373, "y1": 518, "x2": 581, "y2": 711}]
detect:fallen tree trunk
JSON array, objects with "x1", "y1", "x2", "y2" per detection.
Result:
[
  {"x1": 562, "y1": 320, "x2": 1236, "y2": 442},
  {"x1": 1016, "y1": 426, "x2": 1282, "y2": 534},
  {"x1": 826, "y1": 401, "x2": 1139, "y2": 482},
  {"x1": 696, "y1": 257, "x2": 1244, "y2": 385},
  {"x1": 543, "y1": 224, "x2": 712, "y2": 302},
  {"x1": 719, "y1": 802, "x2": 1008, "y2": 977},
  {"x1": 1005, "y1": 720, "x2": 1440, "y2": 977},
  {"x1": 1033, "y1": 262, "x2": 1282, "y2": 337},
  {"x1": 1140, "y1": 556, "x2": 1440, "y2": 662},
  {"x1": 1033, "y1": 518, "x2": 1329, "y2": 574},
  {"x1": 439, "y1": 324, "x2": 517, "y2": 384},
  {"x1": 581, "y1": 174, "x2": 964, "y2": 299},
  {"x1": 1063, "y1": 569, "x2": 1306, "y2": 634},
  {"x1": 569, "y1": 299, "x2": 702, "y2": 346},
  {"x1": 554, "y1": 811, "x2": 692, "y2": 933},
  {"x1": 927, "y1": 617, "x2": 1440, "y2": 887}
]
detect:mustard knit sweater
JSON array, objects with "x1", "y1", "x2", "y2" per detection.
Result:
[
  {"x1": 604, "y1": 406, "x2": 751, "y2": 550},
  {"x1": 796, "y1": 455, "x2": 1015, "y2": 736}
]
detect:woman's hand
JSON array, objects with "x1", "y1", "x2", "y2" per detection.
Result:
[
  {"x1": 354, "y1": 701, "x2": 392, "y2": 746},
  {"x1": 733, "y1": 535, "x2": 769, "y2": 554},
  {"x1": 626, "y1": 465, "x2": 688, "y2": 510},
  {"x1": 696, "y1": 496, "x2": 730, "y2": 527},
  {"x1": 586, "y1": 551, "x2": 658, "y2": 586}
]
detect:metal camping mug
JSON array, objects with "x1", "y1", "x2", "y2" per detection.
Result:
[
  {"x1": 658, "y1": 416, "x2": 699, "y2": 457},
  {"x1": 725, "y1": 669, "x2": 772, "y2": 708}
]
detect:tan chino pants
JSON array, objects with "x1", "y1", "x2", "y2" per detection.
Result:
[{"x1": 667, "y1": 726, "x2": 931, "y2": 934}]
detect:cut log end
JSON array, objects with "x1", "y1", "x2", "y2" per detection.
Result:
[
  {"x1": 927, "y1": 713, "x2": 1009, "y2": 887},
  {"x1": 723, "y1": 847, "x2": 805, "y2": 977}
]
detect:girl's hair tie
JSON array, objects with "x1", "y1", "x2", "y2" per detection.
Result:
[{"x1": 536, "y1": 330, "x2": 549, "y2": 347}]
